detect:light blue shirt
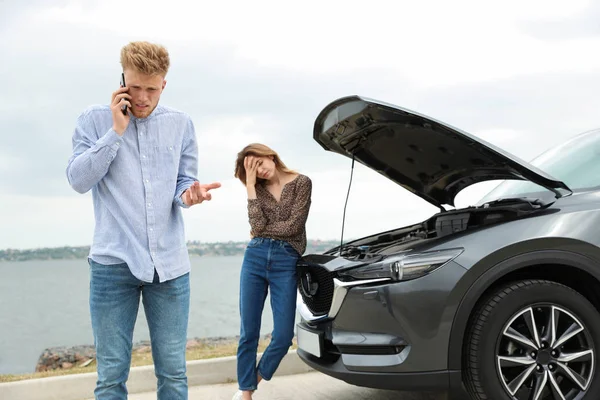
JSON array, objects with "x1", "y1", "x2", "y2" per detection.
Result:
[{"x1": 66, "y1": 104, "x2": 198, "y2": 283}]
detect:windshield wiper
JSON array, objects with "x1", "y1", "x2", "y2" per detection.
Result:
[{"x1": 481, "y1": 197, "x2": 553, "y2": 209}]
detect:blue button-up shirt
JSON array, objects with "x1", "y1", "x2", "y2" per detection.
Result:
[{"x1": 66, "y1": 104, "x2": 198, "y2": 283}]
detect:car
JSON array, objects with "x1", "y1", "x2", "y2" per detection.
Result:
[{"x1": 295, "y1": 95, "x2": 600, "y2": 400}]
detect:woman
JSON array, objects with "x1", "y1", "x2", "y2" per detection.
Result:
[{"x1": 232, "y1": 143, "x2": 312, "y2": 400}]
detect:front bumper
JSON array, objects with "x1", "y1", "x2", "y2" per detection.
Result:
[
  {"x1": 298, "y1": 346, "x2": 455, "y2": 391},
  {"x1": 295, "y1": 260, "x2": 467, "y2": 390}
]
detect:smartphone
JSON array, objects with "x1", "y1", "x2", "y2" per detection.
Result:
[{"x1": 119, "y1": 73, "x2": 128, "y2": 115}]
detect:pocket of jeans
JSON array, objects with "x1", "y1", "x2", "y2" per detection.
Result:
[
  {"x1": 88, "y1": 258, "x2": 105, "y2": 269},
  {"x1": 247, "y1": 237, "x2": 262, "y2": 248},
  {"x1": 282, "y1": 242, "x2": 300, "y2": 258}
]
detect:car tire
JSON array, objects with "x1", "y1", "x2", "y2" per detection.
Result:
[{"x1": 464, "y1": 279, "x2": 600, "y2": 400}]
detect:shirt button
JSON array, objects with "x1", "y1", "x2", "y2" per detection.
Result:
[
  {"x1": 145, "y1": 179, "x2": 149, "y2": 183},
  {"x1": 147, "y1": 203, "x2": 152, "y2": 207},
  {"x1": 169, "y1": 146, "x2": 173, "y2": 150},
  {"x1": 142, "y1": 155, "x2": 146, "y2": 158},
  {"x1": 150, "y1": 228, "x2": 154, "y2": 231}
]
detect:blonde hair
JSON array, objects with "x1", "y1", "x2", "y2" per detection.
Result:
[
  {"x1": 234, "y1": 143, "x2": 296, "y2": 185},
  {"x1": 120, "y1": 41, "x2": 170, "y2": 76}
]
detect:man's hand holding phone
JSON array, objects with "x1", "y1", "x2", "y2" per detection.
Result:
[{"x1": 111, "y1": 80, "x2": 131, "y2": 136}]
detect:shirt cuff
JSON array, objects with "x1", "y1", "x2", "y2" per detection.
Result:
[{"x1": 175, "y1": 187, "x2": 191, "y2": 208}]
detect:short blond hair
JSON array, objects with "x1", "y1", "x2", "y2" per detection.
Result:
[{"x1": 120, "y1": 41, "x2": 170, "y2": 76}]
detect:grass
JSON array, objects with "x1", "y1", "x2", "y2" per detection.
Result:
[{"x1": 0, "y1": 338, "x2": 298, "y2": 383}]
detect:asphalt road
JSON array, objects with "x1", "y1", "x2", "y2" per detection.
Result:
[{"x1": 123, "y1": 371, "x2": 449, "y2": 400}]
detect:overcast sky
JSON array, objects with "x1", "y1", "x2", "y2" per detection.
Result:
[{"x1": 2, "y1": 0, "x2": 600, "y2": 249}]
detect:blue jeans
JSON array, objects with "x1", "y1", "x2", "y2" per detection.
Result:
[
  {"x1": 236, "y1": 237, "x2": 300, "y2": 391},
  {"x1": 89, "y1": 259, "x2": 190, "y2": 400}
]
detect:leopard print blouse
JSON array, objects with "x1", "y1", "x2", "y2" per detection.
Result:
[{"x1": 247, "y1": 174, "x2": 312, "y2": 255}]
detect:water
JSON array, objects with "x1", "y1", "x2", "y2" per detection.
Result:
[{"x1": 0, "y1": 256, "x2": 283, "y2": 375}]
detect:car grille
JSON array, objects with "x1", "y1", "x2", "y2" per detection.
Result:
[{"x1": 297, "y1": 263, "x2": 336, "y2": 316}]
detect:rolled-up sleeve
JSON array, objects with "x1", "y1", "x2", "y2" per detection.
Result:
[
  {"x1": 174, "y1": 118, "x2": 199, "y2": 208},
  {"x1": 66, "y1": 109, "x2": 124, "y2": 194},
  {"x1": 248, "y1": 198, "x2": 269, "y2": 236}
]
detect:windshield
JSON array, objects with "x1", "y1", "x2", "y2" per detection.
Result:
[{"x1": 480, "y1": 129, "x2": 600, "y2": 203}]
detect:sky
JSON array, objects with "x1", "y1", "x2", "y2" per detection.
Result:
[{"x1": 2, "y1": 0, "x2": 600, "y2": 249}]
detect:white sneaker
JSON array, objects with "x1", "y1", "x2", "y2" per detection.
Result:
[{"x1": 232, "y1": 390, "x2": 244, "y2": 400}]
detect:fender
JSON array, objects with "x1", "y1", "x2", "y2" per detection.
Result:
[{"x1": 447, "y1": 242, "x2": 600, "y2": 371}]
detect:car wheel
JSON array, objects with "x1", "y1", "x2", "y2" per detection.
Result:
[{"x1": 464, "y1": 279, "x2": 600, "y2": 400}]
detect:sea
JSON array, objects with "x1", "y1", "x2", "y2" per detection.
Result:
[{"x1": 0, "y1": 256, "x2": 286, "y2": 375}]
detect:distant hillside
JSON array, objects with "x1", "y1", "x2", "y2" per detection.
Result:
[{"x1": 0, "y1": 239, "x2": 342, "y2": 262}]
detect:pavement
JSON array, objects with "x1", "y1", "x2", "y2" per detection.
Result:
[
  {"x1": 0, "y1": 351, "x2": 449, "y2": 400},
  {"x1": 117, "y1": 372, "x2": 448, "y2": 400}
]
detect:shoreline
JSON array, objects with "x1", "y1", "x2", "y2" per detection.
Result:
[
  {"x1": 2, "y1": 334, "x2": 295, "y2": 383},
  {"x1": 0, "y1": 240, "x2": 340, "y2": 262}
]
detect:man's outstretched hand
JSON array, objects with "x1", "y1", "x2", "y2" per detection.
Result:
[{"x1": 182, "y1": 181, "x2": 221, "y2": 206}]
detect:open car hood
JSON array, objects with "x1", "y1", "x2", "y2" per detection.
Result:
[{"x1": 313, "y1": 96, "x2": 571, "y2": 209}]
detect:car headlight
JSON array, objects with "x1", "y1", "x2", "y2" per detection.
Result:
[{"x1": 338, "y1": 248, "x2": 464, "y2": 281}]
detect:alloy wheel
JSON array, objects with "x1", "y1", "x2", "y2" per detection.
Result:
[{"x1": 496, "y1": 305, "x2": 594, "y2": 400}]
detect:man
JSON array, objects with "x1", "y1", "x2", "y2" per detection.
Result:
[{"x1": 66, "y1": 41, "x2": 220, "y2": 399}]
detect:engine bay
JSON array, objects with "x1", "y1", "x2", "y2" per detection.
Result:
[{"x1": 327, "y1": 197, "x2": 553, "y2": 261}]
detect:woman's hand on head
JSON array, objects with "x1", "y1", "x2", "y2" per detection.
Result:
[{"x1": 244, "y1": 156, "x2": 262, "y2": 187}]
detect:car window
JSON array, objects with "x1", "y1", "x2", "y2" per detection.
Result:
[{"x1": 480, "y1": 128, "x2": 600, "y2": 202}]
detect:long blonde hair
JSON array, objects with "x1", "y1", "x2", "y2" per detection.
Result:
[{"x1": 234, "y1": 143, "x2": 296, "y2": 185}]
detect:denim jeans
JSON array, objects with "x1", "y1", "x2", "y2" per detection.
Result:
[
  {"x1": 236, "y1": 237, "x2": 300, "y2": 391},
  {"x1": 88, "y1": 259, "x2": 190, "y2": 400}
]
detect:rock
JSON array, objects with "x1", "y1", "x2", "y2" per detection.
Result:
[
  {"x1": 134, "y1": 345, "x2": 151, "y2": 353},
  {"x1": 36, "y1": 345, "x2": 95, "y2": 372},
  {"x1": 34, "y1": 335, "x2": 291, "y2": 372},
  {"x1": 79, "y1": 358, "x2": 94, "y2": 368},
  {"x1": 186, "y1": 339, "x2": 201, "y2": 349}
]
